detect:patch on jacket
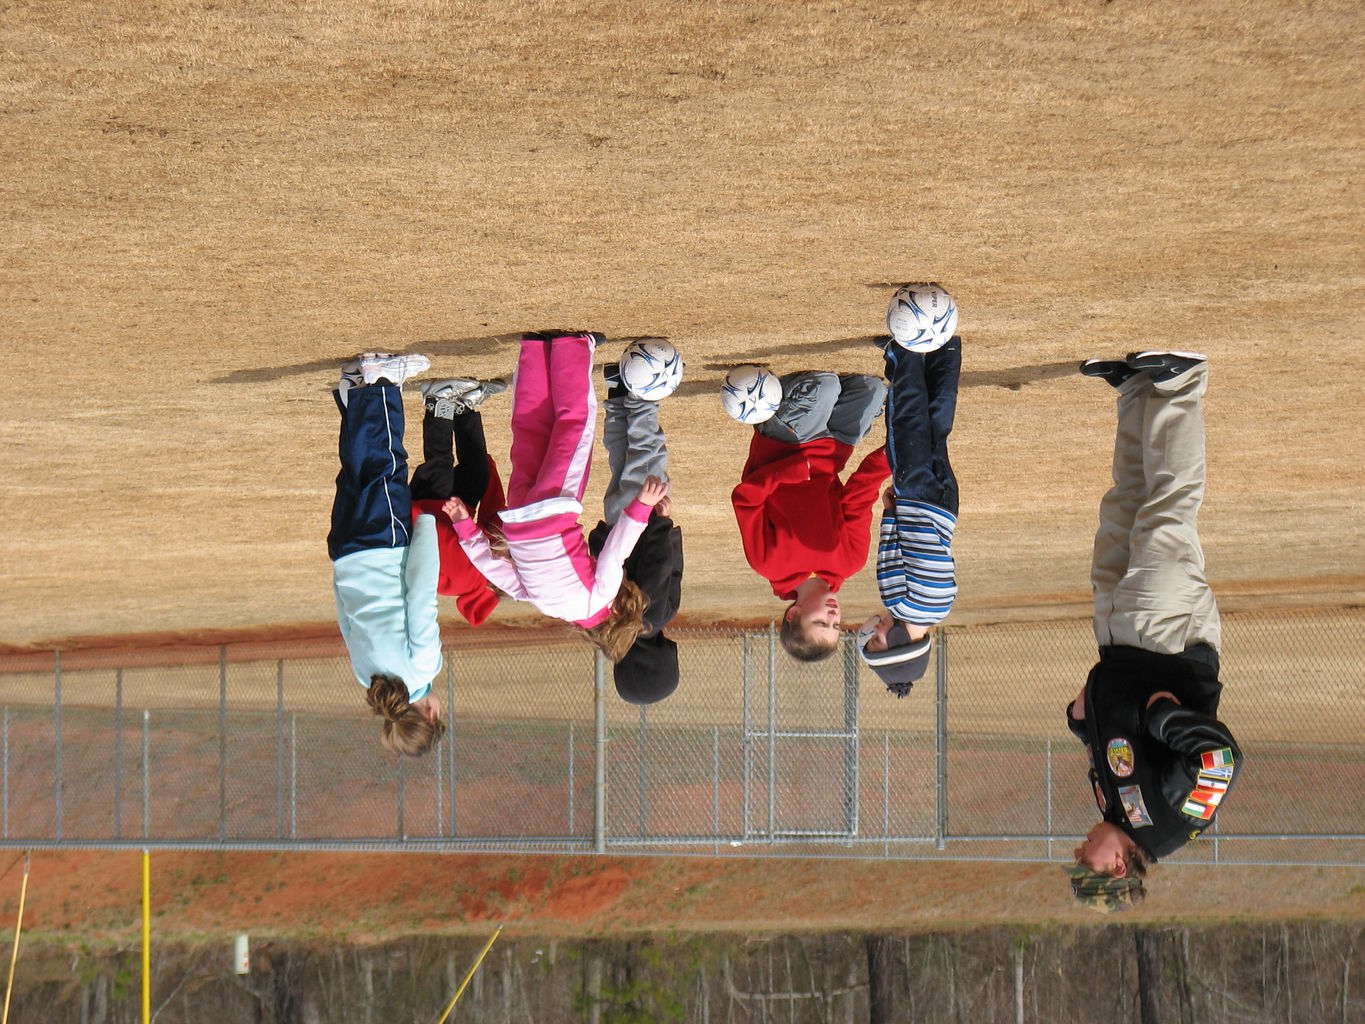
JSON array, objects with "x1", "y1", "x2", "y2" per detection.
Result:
[
  {"x1": 1106, "y1": 737, "x2": 1135, "y2": 778},
  {"x1": 1119, "y1": 786, "x2": 1153, "y2": 828}
]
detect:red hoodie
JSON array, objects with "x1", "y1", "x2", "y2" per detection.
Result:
[
  {"x1": 731, "y1": 433, "x2": 890, "y2": 599},
  {"x1": 412, "y1": 456, "x2": 506, "y2": 627}
]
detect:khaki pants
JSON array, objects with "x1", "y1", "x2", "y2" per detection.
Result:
[{"x1": 1091, "y1": 362, "x2": 1221, "y2": 654}]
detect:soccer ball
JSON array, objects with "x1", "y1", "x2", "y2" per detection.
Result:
[
  {"x1": 721, "y1": 365, "x2": 783, "y2": 424},
  {"x1": 886, "y1": 283, "x2": 958, "y2": 352},
  {"x1": 618, "y1": 339, "x2": 683, "y2": 400}
]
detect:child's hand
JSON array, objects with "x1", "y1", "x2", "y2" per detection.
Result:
[
  {"x1": 637, "y1": 476, "x2": 668, "y2": 507},
  {"x1": 443, "y1": 497, "x2": 471, "y2": 523},
  {"x1": 656, "y1": 495, "x2": 672, "y2": 518},
  {"x1": 882, "y1": 487, "x2": 895, "y2": 511}
]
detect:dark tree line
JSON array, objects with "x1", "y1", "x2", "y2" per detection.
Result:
[{"x1": 9, "y1": 922, "x2": 1365, "y2": 1023}]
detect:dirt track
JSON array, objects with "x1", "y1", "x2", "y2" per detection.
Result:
[{"x1": 3, "y1": 2, "x2": 1364, "y2": 645}]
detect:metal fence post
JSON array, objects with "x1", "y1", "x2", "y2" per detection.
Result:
[
  {"x1": 53, "y1": 650, "x2": 62, "y2": 841},
  {"x1": 275, "y1": 661, "x2": 284, "y2": 840},
  {"x1": 934, "y1": 627, "x2": 947, "y2": 851},
  {"x1": 637, "y1": 706, "x2": 647, "y2": 840},
  {"x1": 712, "y1": 725, "x2": 720, "y2": 855},
  {"x1": 218, "y1": 645, "x2": 227, "y2": 841},
  {"x1": 396, "y1": 756, "x2": 406, "y2": 839},
  {"x1": 289, "y1": 713, "x2": 297, "y2": 840},
  {"x1": 1045, "y1": 738, "x2": 1053, "y2": 862},
  {"x1": 2, "y1": 707, "x2": 7, "y2": 840},
  {"x1": 446, "y1": 660, "x2": 456, "y2": 838},
  {"x1": 843, "y1": 635, "x2": 860, "y2": 840},
  {"x1": 568, "y1": 722, "x2": 575, "y2": 837},
  {"x1": 141, "y1": 709, "x2": 150, "y2": 840},
  {"x1": 742, "y1": 633, "x2": 751, "y2": 841},
  {"x1": 767, "y1": 622, "x2": 776, "y2": 841},
  {"x1": 115, "y1": 668, "x2": 124, "y2": 839},
  {"x1": 594, "y1": 650, "x2": 607, "y2": 854}
]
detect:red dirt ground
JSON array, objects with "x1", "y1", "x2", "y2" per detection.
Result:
[{"x1": 3, "y1": 851, "x2": 1364, "y2": 945}]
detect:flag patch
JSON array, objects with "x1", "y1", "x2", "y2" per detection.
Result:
[
  {"x1": 1183, "y1": 799, "x2": 1216, "y2": 820},
  {"x1": 1201, "y1": 748, "x2": 1235, "y2": 770},
  {"x1": 1196, "y1": 772, "x2": 1229, "y2": 792},
  {"x1": 1188, "y1": 786, "x2": 1225, "y2": 807}
]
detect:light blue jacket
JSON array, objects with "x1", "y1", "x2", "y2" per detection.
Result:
[{"x1": 332, "y1": 513, "x2": 442, "y2": 702}]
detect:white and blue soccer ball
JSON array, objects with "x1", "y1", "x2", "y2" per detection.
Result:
[
  {"x1": 721, "y1": 364, "x2": 783, "y2": 424},
  {"x1": 886, "y1": 283, "x2": 958, "y2": 352},
  {"x1": 619, "y1": 339, "x2": 683, "y2": 400}
]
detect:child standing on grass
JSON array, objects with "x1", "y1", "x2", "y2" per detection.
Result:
[
  {"x1": 731, "y1": 370, "x2": 889, "y2": 662},
  {"x1": 409, "y1": 376, "x2": 510, "y2": 627},
  {"x1": 587, "y1": 357, "x2": 684, "y2": 703},
  {"x1": 444, "y1": 332, "x2": 666, "y2": 661},
  {"x1": 328, "y1": 352, "x2": 446, "y2": 757},
  {"x1": 856, "y1": 333, "x2": 961, "y2": 698}
]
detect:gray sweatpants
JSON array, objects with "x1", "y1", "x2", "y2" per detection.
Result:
[
  {"x1": 602, "y1": 391, "x2": 669, "y2": 525},
  {"x1": 1092, "y1": 362, "x2": 1221, "y2": 654},
  {"x1": 757, "y1": 371, "x2": 886, "y2": 446}
]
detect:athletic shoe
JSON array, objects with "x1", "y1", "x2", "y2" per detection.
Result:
[
  {"x1": 420, "y1": 378, "x2": 480, "y2": 420},
  {"x1": 359, "y1": 351, "x2": 431, "y2": 387},
  {"x1": 1079, "y1": 359, "x2": 1138, "y2": 389},
  {"x1": 337, "y1": 359, "x2": 364, "y2": 407},
  {"x1": 603, "y1": 363, "x2": 627, "y2": 400},
  {"x1": 453, "y1": 378, "x2": 508, "y2": 413},
  {"x1": 554, "y1": 331, "x2": 605, "y2": 348},
  {"x1": 1125, "y1": 350, "x2": 1207, "y2": 383}
]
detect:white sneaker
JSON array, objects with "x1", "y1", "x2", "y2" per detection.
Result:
[{"x1": 359, "y1": 352, "x2": 431, "y2": 387}]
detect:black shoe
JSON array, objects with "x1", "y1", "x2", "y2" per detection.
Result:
[
  {"x1": 1125, "y1": 350, "x2": 1207, "y2": 384},
  {"x1": 1079, "y1": 359, "x2": 1137, "y2": 388},
  {"x1": 603, "y1": 363, "x2": 627, "y2": 400}
]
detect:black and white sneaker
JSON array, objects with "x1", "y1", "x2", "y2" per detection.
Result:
[
  {"x1": 1125, "y1": 350, "x2": 1207, "y2": 384},
  {"x1": 603, "y1": 363, "x2": 627, "y2": 400},
  {"x1": 1079, "y1": 359, "x2": 1137, "y2": 389},
  {"x1": 420, "y1": 378, "x2": 479, "y2": 419},
  {"x1": 453, "y1": 378, "x2": 508, "y2": 414}
]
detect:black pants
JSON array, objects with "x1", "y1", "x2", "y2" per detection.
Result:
[
  {"x1": 409, "y1": 409, "x2": 491, "y2": 508},
  {"x1": 883, "y1": 337, "x2": 961, "y2": 516}
]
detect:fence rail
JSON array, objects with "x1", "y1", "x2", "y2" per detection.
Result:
[{"x1": 0, "y1": 607, "x2": 1360, "y2": 865}]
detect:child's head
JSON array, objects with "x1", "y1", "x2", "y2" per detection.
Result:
[
  {"x1": 780, "y1": 590, "x2": 842, "y2": 662},
  {"x1": 582, "y1": 580, "x2": 649, "y2": 663},
  {"x1": 366, "y1": 674, "x2": 447, "y2": 756},
  {"x1": 856, "y1": 612, "x2": 932, "y2": 697}
]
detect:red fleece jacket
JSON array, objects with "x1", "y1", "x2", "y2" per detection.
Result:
[
  {"x1": 412, "y1": 456, "x2": 506, "y2": 627},
  {"x1": 731, "y1": 433, "x2": 890, "y2": 599}
]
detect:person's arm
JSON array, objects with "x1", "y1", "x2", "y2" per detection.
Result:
[
  {"x1": 591, "y1": 499, "x2": 652, "y2": 606},
  {"x1": 841, "y1": 445, "x2": 891, "y2": 529},
  {"x1": 1146, "y1": 700, "x2": 1241, "y2": 761},
  {"x1": 403, "y1": 514, "x2": 443, "y2": 683},
  {"x1": 452, "y1": 517, "x2": 531, "y2": 601},
  {"x1": 1147, "y1": 698, "x2": 1243, "y2": 814}
]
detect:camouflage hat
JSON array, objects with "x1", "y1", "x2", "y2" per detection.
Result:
[{"x1": 1065, "y1": 863, "x2": 1146, "y2": 913}]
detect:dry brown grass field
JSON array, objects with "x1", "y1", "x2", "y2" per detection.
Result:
[{"x1": 3, "y1": 1, "x2": 1364, "y2": 646}]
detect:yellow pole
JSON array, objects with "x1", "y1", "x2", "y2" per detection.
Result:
[
  {"x1": 141, "y1": 850, "x2": 150, "y2": 1024},
  {"x1": 1, "y1": 852, "x2": 29, "y2": 1024},
  {"x1": 434, "y1": 923, "x2": 503, "y2": 1024}
]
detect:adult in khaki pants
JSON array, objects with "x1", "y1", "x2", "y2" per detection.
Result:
[{"x1": 1064, "y1": 351, "x2": 1242, "y2": 912}]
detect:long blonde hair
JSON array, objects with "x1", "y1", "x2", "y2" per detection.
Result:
[
  {"x1": 366, "y1": 674, "x2": 446, "y2": 757},
  {"x1": 580, "y1": 580, "x2": 649, "y2": 663}
]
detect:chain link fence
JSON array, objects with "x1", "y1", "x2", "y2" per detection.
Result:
[{"x1": 0, "y1": 607, "x2": 1360, "y2": 865}]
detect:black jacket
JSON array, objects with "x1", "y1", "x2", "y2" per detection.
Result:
[
  {"x1": 1067, "y1": 644, "x2": 1242, "y2": 859},
  {"x1": 588, "y1": 512, "x2": 683, "y2": 637}
]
